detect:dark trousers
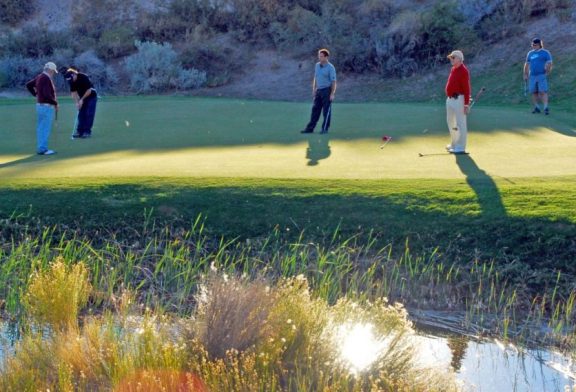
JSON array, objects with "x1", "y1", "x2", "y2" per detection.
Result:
[
  {"x1": 77, "y1": 95, "x2": 98, "y2": 136},
  {"x1": 305, "y1": 87, "x2": 332, "y2": 133}
]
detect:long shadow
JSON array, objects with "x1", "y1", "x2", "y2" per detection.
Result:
[
  {"x1": 455, "y1": 154, "x2": 507, "y2": 219},
  {"x1": 0, "y1": 155, "x2": 49, "y2": 169},
  {"x1": 1, "y1": 99, "x2": 574, "y2": 176},
  {"x1": 305, "y1": 135, "x2": 331, "y2": 166}
]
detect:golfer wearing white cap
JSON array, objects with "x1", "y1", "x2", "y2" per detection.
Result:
[
  {"x1": 444, "y1": 50, "x2": 471, "y2": 154},
  {"x1": 25, "y1": 62, "x2": 59, "y2": 155}
]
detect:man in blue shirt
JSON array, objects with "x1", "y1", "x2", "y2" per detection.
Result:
[
  {"x1": 301, "y1": 49, "x2": 337, "y2": 134},
  {"x1": 523, "y1": 38, "x2": 553, "y2": 115}
]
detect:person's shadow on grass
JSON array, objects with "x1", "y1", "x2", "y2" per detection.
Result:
[
  {"x1": 306, "y1": 135, "x2": 331, "y2": 166},
  {"x1": 455, "y1": 154, "x2": 507, "y2": 218},
  {"x1": 0, "y1": 155, "x2": 47, "y2": 170}
]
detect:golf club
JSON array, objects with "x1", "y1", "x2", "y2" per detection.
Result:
[
  {"x1": 70, "y1": 112, "x2": 78, "y2": 139},
  {"x1": 321, "y1": 103, "x2": 332, "y2": 133},
  {"x1": 379, "y1": 135, "x2": 392, "y2": 149},
  {"x1": 469, "y1": 87, "x2": 486, "y2": 109},
  {"x1": 523, "y1": 80, "x2": 528, "y2": 97},
  {"x1": 418, "y1": 151, "x2": 468, "y2": 157}
]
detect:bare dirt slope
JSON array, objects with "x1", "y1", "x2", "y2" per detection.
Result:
[{"x1": 199, "y1": 15, "x2": 576, "y2": 102}]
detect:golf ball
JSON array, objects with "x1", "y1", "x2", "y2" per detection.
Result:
[{"x1": 125, "y1": 120, "x2": 130, "y2": 127}]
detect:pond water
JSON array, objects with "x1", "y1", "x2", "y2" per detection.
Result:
[
  {"x1": 1, "y1": 319, "x2": 574, "y2": 391},
  {"x1": 414, "y1": 328, "x2": 575, "y2": 392}
]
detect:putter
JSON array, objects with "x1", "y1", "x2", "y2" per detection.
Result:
[
  {"x1": 418, "y1": 151, "x2": 468, "y2": 157},
  {"x1": 523, "y1": 80, "x2": 528, "y2": 97},
  {"x1": 469, "y1": 87, "x2": 486, "y2": 109},
  {"x1": 53, "y1": 109, "x2": 58, "y2": 142},
  {"x1": 379, "y1": 135, "x2": 392, "y2": 149},
  {"x1": 70, "y1": 111, "x2": 78, "y2": 139}
]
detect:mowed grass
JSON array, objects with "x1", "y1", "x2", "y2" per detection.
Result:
[
  {"x1": 1, "y1": 96, "x2": 575, "y2": 179},
  {"x1": 0, "y1": 96, "x2": 575, "y2": 275}
]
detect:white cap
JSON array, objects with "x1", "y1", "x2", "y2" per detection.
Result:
[
  {"x1": 44, "y1": 62, "x2": 58, "y2": 73},
  {"x1": 447, "y1": 50, "x2": 464, "y2": 61}
]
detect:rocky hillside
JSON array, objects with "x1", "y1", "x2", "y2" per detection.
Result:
[{"x1": 5, "y1": 0, "x2": 576, "y2": 102}]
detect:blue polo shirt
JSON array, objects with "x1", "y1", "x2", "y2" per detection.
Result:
[
  {"x1": 526, "y1": 49, "x2": 552, "y2": 76},
  {"x1": 315, "y1": 62, "x2": 336, "y2": 89}
]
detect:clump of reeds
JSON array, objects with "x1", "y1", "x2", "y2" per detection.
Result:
[
  {"x1": 22, "y1": 257, "x2": 91, "y2": 332},
  {"x1": 1, "y1": 265, "x2": 458, "y2": 391}
]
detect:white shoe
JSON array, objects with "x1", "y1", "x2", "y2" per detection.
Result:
[
  {"x1": 446, "y1": 144, "x2": 453, "y2": 152},
  {"x1": 38, "y1": 149, "x2": 56, "y2": 155},
  {"x1": 448, "y1": 148, "x2": 466, "y2": 154}
]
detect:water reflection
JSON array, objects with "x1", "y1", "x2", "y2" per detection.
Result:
[
  {"x1": 413, "y1": 331, "x2": 576, "y2": 392},
  {"x1": 336, "y1": 322, "x2": 391, "y2": 374},
  {"x1": 447, "y1": 335, "x2": 469, "y2": 372}
]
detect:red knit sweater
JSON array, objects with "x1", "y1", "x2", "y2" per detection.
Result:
[
  {"x1": 445, "y1": 64, "x2": 471, "y2": 105},
  {"x1": 26, "y1": 73, "x2": 58, "y2": 106}
]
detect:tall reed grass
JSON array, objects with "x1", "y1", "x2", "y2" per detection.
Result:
[
  {"x1": 1, "y1": 262, "x2": 459, "y2": 391},
  {"x1": 0, "y1": 216, "x2": 575, "y2": 359}
]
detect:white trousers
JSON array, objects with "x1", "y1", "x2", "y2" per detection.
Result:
[{"x1": 446, "y1": 96, "x2": 467, "y2": 152}]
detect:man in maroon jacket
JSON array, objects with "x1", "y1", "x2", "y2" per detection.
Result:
[
  {"x1": 26, "y1": 62, "x2": 59, "y2": 155},
  {"x1": 444, "y1": 50, "x2": 471, "y2": 154}
]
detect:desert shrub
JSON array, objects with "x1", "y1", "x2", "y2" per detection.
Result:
[
  {"x1": 96, "y1": 26, "x2": 137, "y2": 59},
  {"x1": 417, "y1": 2, "x2": 480, "y2": 66},
  {"x1": 195, "y1": 276, "x2": 276, "y2": 359},
  {"x1": 22, "y1": 258, "x2": 91, "y2": 332},
  {"x1": 138, "y1": 0, "x2": 226, "y2": 43},
  {"x1": 318, "y1": 4, "x2": 375, "y2": 73},
  {"x1": 179, "y1": 40, "x2": 248, "y2": 87},
  {"x1": 221, "y1": 0, "x2": 287, "y2": 42},
  {"x1": 0, "y1": 0, "x2": 36, "y2": 26},
  {"x1": 0, "y1": 56, "x2": 44, "y2": 88},
  {"x1": 71, "y1": 0, "x2": 140, "y2": 38},
  {"x1": 0, "y1": 26, "x2": 71, "y2": 57},
  {"x1": 123, "y1": 41, "x2": 206, "y2": 93},
  {"x1": 270, "y1": 6, "x2": 326, "y2": 56},
  {"x1": 370, "y1": 10, "x2": 422, "y2": 76}
]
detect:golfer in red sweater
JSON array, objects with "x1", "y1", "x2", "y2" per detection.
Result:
[{"x1": 445, "y1": 50, "x2": 471, "y2": 154}]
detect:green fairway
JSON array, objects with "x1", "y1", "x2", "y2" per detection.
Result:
[
  {"x1": 1, "y1": 96, "x2": 575, "y2": 274},
  {"x1": 1, "y1": 96, "x2": 575, "y2": 180}
]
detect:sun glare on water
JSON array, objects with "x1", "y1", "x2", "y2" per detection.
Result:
[{"x1": 337, "y1": 323, "x2": 390, "y2": 373}]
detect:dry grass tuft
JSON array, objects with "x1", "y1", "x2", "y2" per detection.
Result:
[
  {"x1": 22, "y1": 258, "x2": 91, "y2": 332},
  {"x1": 1, "y1": 269, "x2": 459, "y2": 391}
]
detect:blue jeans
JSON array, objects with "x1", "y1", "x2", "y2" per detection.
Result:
[{"x1": 36, "y1": 104, "x2": 55, "y2": 153}]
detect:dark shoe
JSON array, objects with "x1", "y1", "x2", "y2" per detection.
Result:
[
  {"x1": 71, "y1": 133, "x2": 83, "y2": 139},
  {"x1": 300, "y1": 129, "x2": 313, "y2": 134},
  {"x1": 532, "y1": 107, "x2": 541, "y2": 114},
  {"x1": 544, "y1": 108, "x2": 549, "y2": 115}
]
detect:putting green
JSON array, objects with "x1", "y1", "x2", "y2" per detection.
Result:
[{"x1": 1, "y1": 97, "x2": 575, "y2": 180}]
